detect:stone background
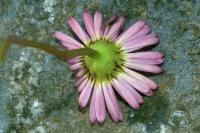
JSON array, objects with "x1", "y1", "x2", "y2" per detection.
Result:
[{"x1": 0, "y1": 0, "x2": 200, "y2": 132}]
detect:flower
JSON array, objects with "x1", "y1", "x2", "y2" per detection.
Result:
[{"x1": 53, "y1": 11, "x2": 164, "y2": 123}]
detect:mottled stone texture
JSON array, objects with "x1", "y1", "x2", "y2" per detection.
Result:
[{"x1": 0, "y1": 0, "x2": 200, "y2": 133}]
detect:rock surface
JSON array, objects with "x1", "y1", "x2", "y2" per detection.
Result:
[{"x1": 0, "y1": 0, "x2": 200, "y2": 132}]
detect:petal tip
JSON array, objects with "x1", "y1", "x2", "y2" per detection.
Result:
[
  {"x1": 160, "y1": 53, "x2": 164, "y2": 58},
  {"x1": 134, "y1": 104, "x2": 140, "y2": 110},
  {"x1": 138, "y1": 20, "x2": 146, "y2": 25},
  {"x1": 84, "y1": 10, "x2": 89, "y2": 13},
  {"x1": 67, "y1": 16, "x2": 73, "y2": 22},
  {"x1": 78, "y1": 99, "x2": 85, "y2": 108},
  {"x1": 152, "y1": 37, "x2": 160, "y2": 44},
  {"x1": 52, "y1": 31, "x2": 58, "y2": 37},
  {"x1": 151, "y1": 83, "x2": 159, "y2": 90},
  {"x1": 152, "y1": 67, "x2": 162, "y2": 73},
  {"x1": 89, "y1": 119, "x2": 96, "y2": 124},
  {"x1": 97, "y1": 117, "x2": 105, "y2": 123},
  {"x1": 95, "y1": 10, "x2": 102, "y2": 14}
]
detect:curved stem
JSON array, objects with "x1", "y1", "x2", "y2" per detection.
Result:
[{"x1": 0, "y1": 35, "x2": 98, "y2": 62}]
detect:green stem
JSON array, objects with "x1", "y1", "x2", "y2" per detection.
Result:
[{"x1": 0, "y1": 35, "x2": 98, "y2": 62}]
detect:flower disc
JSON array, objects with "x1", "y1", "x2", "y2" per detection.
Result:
[{"x1": 84, "y1": 40, "x2": 125, "y2": 82}]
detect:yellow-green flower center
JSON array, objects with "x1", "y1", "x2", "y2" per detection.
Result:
[{"x1": 84, "y1": 40, "x2": 125, "y2": 82}]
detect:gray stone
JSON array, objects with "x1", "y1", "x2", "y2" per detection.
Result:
[{"x1": 0, "y1": 0, "x2": 200, "y2": 132}]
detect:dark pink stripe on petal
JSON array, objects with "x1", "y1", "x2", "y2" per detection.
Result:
[
  {"x1": 75, "y1": 74, "x2": 87, "y2": 87},
  {"x1": 89, "y1": 88, "x2": 97, "y2": 124},
  {"x1": 61, "y1": 41, "x2": 79, "y2": 50},
  {"x1": 127, "y1": 52, "x2": 164, "y2": 59},
  {"x1": 94, "y1": 11, "x2": 103, "y2": 39},
  {"x1": 105, "y1": 15, "x2": 117, "y2": 25},
  {"x1": 124, "y1": 24, "x2": 150, "y2": 44},
  {"x1": 119, "y1": 77, "x2": 144, "y2": 104},
  {"x1": 79, "y1": 80, "x2": 94, "y2": 107},
  {"x1": 107, "y1": 84, "x2": 123, "y2": 121},
  {"x1": 123, "y1": 67, "x2": 158, "y2": 90},
  {"x1": 124, "y1": 33, "x2": 157, "y2": 46},
  {"x1": 106, "y1": 16, "x2": 125, "y2": 40},
  {"x1": 111, "y1": 79, "x2": 140, "y2": 110},
  {"x1": 132, "y1": 24, "x2": 151, "y2": 38},
  {"x1": 102, "y1": 83, "x2": 122, "y2": 122},
  {"x1": 125, "y1": 62, "x2": 162, "y2": 73},
  {"x1": 75, "y1": 68, "x2": 85, "y2": 78},
  {"x1": 116, "y1": 20, "x2": 145, "y2": 44},
  {"x1": 83, "y1": 11, "x2": 96, "y2": 40},
  {"x1": 95, "y1": 83, "x2": 106, "y2": 123},
  {"x1": 110, "y1": 33, "x2": 118, "y2": 41},
  {"x1": 67, "y1": 17, "x2": 91, "y2": 44},
  {"x1": 77, "y1": 77, "x2": 89, "y2": 92},
  {"x1": 127, "y1": 58, "x2": 164, "y2": 65},
  {"x1": 53, "y1": 31, "x2": 83, "y2": 48},
  {"x1": 69, "y1": 62, "x2": 82, "y2": 71},
  {"x1": 103, "y1": 26, "x2": 110, "y2": 39},
  {"x1": 124, "y1": 33, "x2": 159, "y2": 48},
  {"x1": 67, "y1": 57, "x2": 80, "y2": 65},
  {"x1": 121, "y1": 73, "x2": 153, "y2": 96}
]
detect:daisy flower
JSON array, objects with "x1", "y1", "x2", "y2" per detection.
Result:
[{"x1": 53, "y1": 11, "x2": 164, "y2": 123}]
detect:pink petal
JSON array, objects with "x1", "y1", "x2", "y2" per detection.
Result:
[
  {"x1": 75, "y1": 68, "x2": 85, "y2": 78},
  {"x1": 79, "y1": 80, "x2": 94, "y2": 107},
  {"x1": 127, "y1": 52, "x2": 164, "y2": 59},
  {"x1": 103, "y1": 26, "x2": 110, "y2": 39},
  {"x1": 125, "y1": 61, "x2": 162, "y2": 73},
  {"x1": 106, "y1": 16, "x2": 125, "y2": 40},
  {"x1": 127, "y1": 58, "x2": 164, "y2": 65},
  {"x1": 121, "y1": 73, "x2": 153, "y2": 96},
  {"x1": 53, "y1": 31, "x2": 83, "y2": 48},
  {"x1": 110, "y1": 33, "x2": 118, "y2": 41},
  {"x1": 77, "y1": 77, "x2": 89, "y2": 92},
  {"x1": 124, "y1": 33, "x2": 157, "y2": 46},
  {"x1": 100, "y1": 28, "x2": 104, "y2": 37},
  {"x1": 107, "y1": 84, "x2": 123, "y2": 121},
  {"x1": 111, "y1": 78, "x2": 140, "y2": 109},
  {"x1": 119, "y1": 77, "x2": 144, "y2": 103},
  {"x1": 95, "y1": 83, "x2": 106, "y2": 123},
  {"x1": 67, "y1": 17, "x2": 91, "y2": 44},
  {"x1": 94, "y1": 11, "x2": 103, "y2": 39},
  {"x1": 75, "y1": 74, "x2": 87, "y2": 87},
  {"x1": 132, "y1": 24, "x2": 150, "y2": 38},
  {"x1": 123, "y1": 67, "x2": 158, "y2": 90},
  {"x1": 105, "y1": 15, "x2": 117, "y2": 25},
  {"x1": 124, "y1": 24, "x2": 150, "y2": 44},
  {"x1": 83, "y1": 11, "x2": 96, "y2": 41},
  {"x1": 61, "y1": 41, "x2": 79, "y2": 50},
  {"x1": 89, "y1": 88, "x2": 97, "y2": 123},
  {"x1": 102, "y1": 83, "x2": 123, "y2": 122},
  {"x1": 123, "y1": 34, "x2": 160, "y2": 52},
  {"x1": 69, "y1": 62, "x2": 82, "y2": 71},
  {"x1": 67, "y1": 57, "x2": 80, "y2": 65},
  {"x1": 116, "y1": 20, "x2": 145, "y2": 44}
]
